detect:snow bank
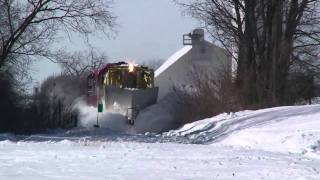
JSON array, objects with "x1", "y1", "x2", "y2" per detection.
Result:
[
  {"x1": 164, "y1": 104, "x2": 320, "y2": 157},
  {"x1": 0, "y1": 133, "x2": 17, "y2": 142}
]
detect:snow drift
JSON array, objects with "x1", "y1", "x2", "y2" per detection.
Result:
[{"x1": 164, "y1": 104, "x2": 320, "y2": 157}]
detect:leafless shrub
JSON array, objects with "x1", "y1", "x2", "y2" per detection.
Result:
[
  {"x1": 284, "y1": 71, "x2": 315, "y2": 105},
  {"x1": 36, "y1": 73, "x2": 84, "y2": 129},
  {"x1": 172, "y1": 67, "x2": 241, "y2": 124}
]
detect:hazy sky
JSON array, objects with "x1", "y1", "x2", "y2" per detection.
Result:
[{"x1": 32, "y1": 0, "x2": 199, "y2": 83}]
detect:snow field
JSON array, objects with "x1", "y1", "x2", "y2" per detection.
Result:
[
  {"x1": 0, "y1": 140, "x2": 319, "y2": 180},
  {"x1": 1, "y1": 104, "x2": 320, "y2": 179}
]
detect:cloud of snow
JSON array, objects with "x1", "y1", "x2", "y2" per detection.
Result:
[
  {"x1": 132, "y1": 96, "x2": 180, "y2": 134},
  {"x1": 72, "y1": 99, "x2": 128, "y2": 132},
  {"x1": 72, "y1": 96, "x2": 180, "y2": 134}
]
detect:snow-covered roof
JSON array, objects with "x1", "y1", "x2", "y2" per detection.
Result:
[{"x1": 155, "y1": 45, "x2": 192, "y2": 77}]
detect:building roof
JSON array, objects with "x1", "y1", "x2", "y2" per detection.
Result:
[{"x1": 155, "y1": 45, "x2": 192, "y2": 77}]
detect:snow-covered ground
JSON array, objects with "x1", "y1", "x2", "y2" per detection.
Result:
[
  {"x1": 1, "y1": 104, "x2": 320, "y2": 179},
  {"x1": 0, "y1": 140, "x2": 319, "y2": 179}
]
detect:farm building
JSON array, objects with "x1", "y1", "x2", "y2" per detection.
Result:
[{"x1": 155, "y1": 29, "x2": 232, "y2": 100}]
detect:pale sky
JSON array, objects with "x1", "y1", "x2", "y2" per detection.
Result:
[{"x1": 32, "y1": 0, "x2": 199, "y2": 83}]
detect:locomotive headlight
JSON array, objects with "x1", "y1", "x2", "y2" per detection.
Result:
[{"x1": 128, "y1": 63, "x2": 135, "y2": 72}]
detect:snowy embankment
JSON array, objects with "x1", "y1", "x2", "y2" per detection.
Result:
[
  {"x1": 165, "y1": 104, "x2": 320, "y2": 157},
  {"x1": 0, "y1": 104, "x2": 320, "y2": 179}
]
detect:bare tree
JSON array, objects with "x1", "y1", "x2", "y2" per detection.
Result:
[
  {"x1": 172, "y1": 67, "x2": 238, "y2": 124},
  {"x1": 175, "y1": 0, "x2": 320, "y2": 107},
  {"x1": 0, "y1": 0, "x2": 116, "y2": 73},
  {"x1": 56, "y1": 49, "x2": 108, "y2": 78}
]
